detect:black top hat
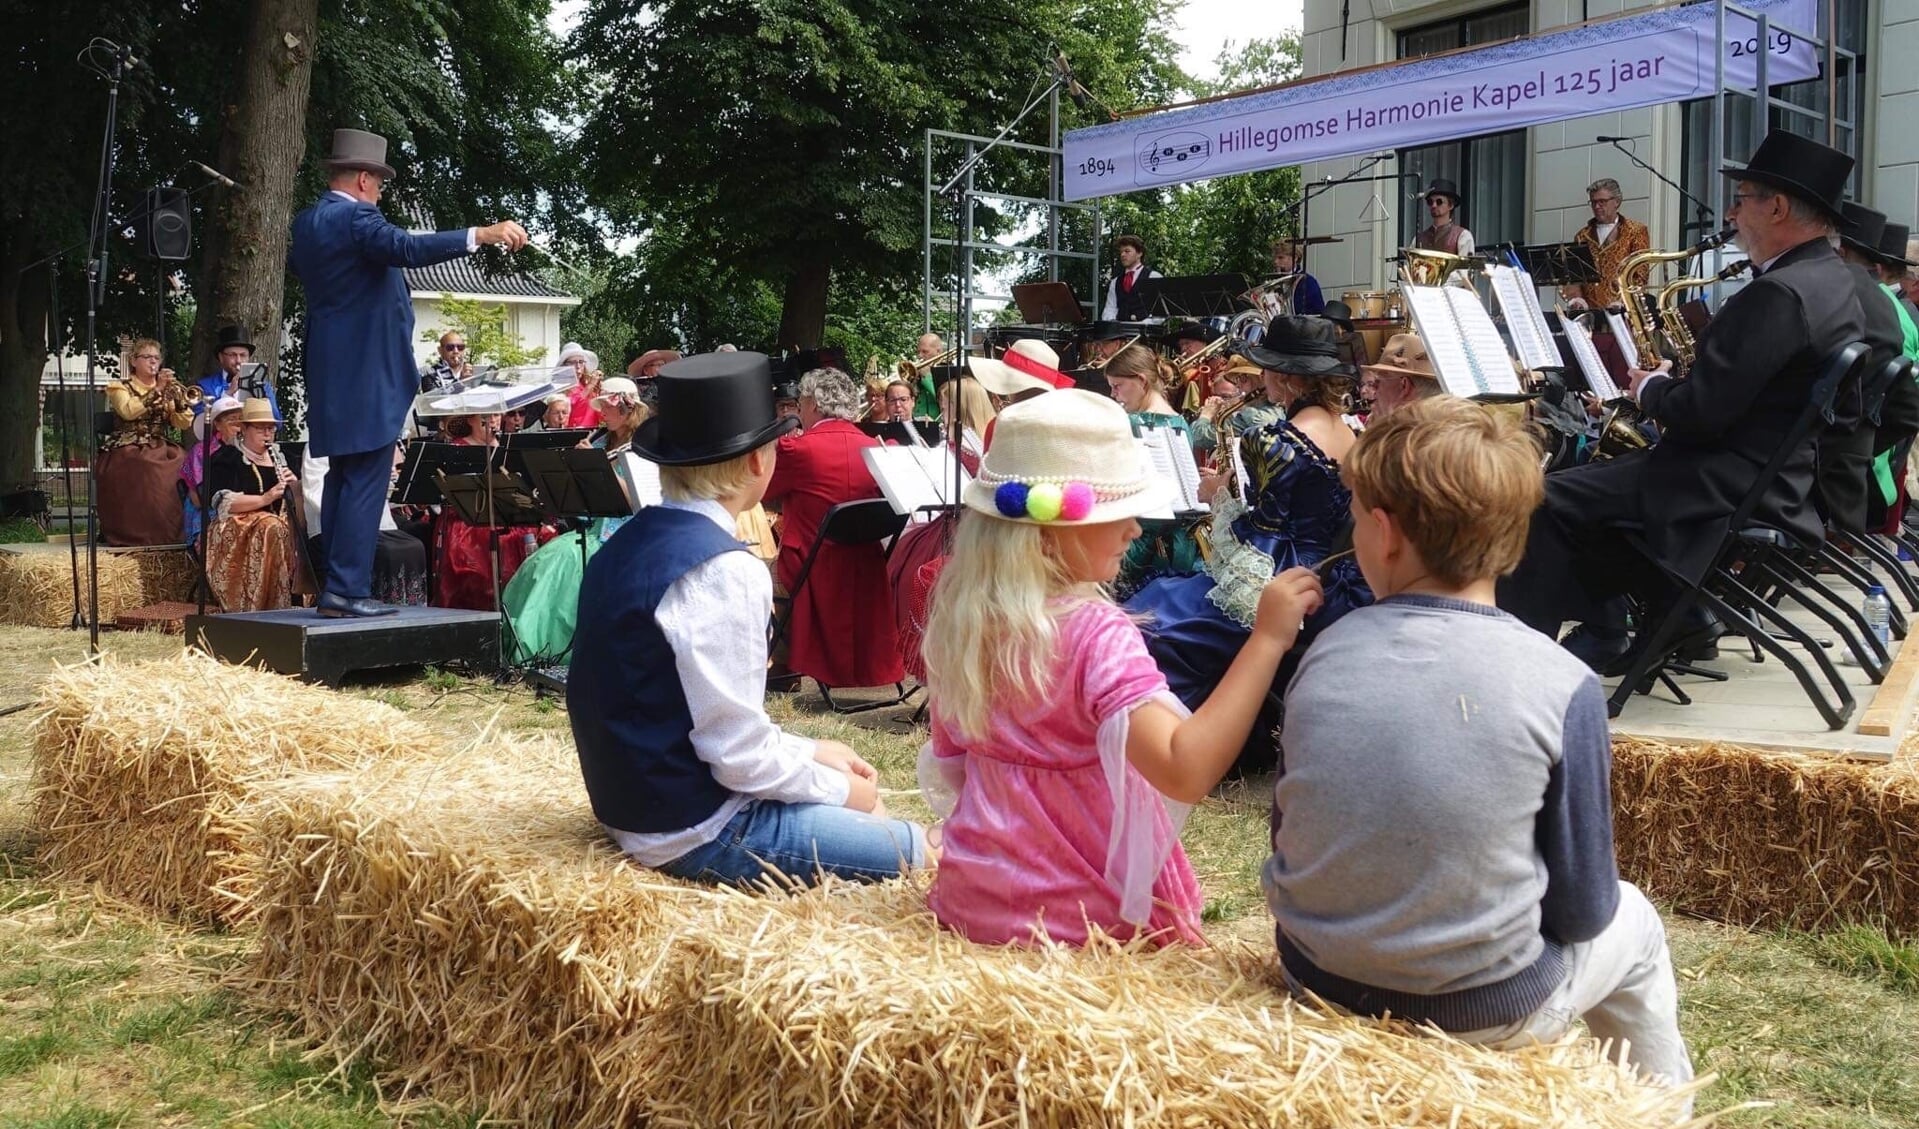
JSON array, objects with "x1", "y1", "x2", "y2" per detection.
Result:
[
  {"x1": 1320, "y1": 300, "x2": 1355, "y2": 329},
  {"x1": 215, "y1": 325, "x2": 254, "y2": 354},
  {"x1": 1424, "y1": 178, "x2": 1463, "y2": 206},
  {"x1": 1160, "y1": 320, "x2": 1220, "y2": 346},
  {"x1": 1245, "y1": 317, "x2": 1353, "y2": 378},
  {"x1": 630, "y1": 352, "x2": 799, "y2": 467},
  {"x1": 324, "y1": 128, "x2": 397, "y2": 180},
  {"x1": 1877, "y1": 222, "x2": 1917, "y2": 269},
  {"x1": 1839, "y1": 202, "x2": 1887, "y2": 259},
  {"x1": 1722, "y1": 129, "x2": 1852, "y2": 220},
  {"x1": 1084, "y1": 320, "x2": 1144, "y2": 342}
]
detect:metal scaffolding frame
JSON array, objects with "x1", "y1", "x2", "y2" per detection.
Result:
[{"x1": 922, "y1": 121, "x2": 1101, "y2": 341}]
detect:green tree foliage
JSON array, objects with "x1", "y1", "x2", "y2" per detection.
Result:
[
  {"x1": 570, "y1": 0, "x2": 1184, "y2": 350},
  {"x1": 419, "y1": 295, "x2": 544, "y2": 367}
]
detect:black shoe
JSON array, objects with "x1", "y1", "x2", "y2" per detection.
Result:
[
  {"x1": 317, "y1": 592, "x2": 399, "y2": 619},
  {"x1": 1603, "y1": 610, "x2": 1723, "y2": 677},
  {"x1": 1560, "y1": 625, "x2": 1631, "y2": 672}
]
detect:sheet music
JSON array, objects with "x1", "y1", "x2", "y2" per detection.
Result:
[
  {"x1": 1604, "y1": 310, "x2": 1644, "y2": 367},
  {"x1": 1132, "y1": 442, "x2": 1179, "y2": 520},
  {"x1": 1487, "y1": 265, "x2": 1559, "y2": 371},
  {"x1": 615, "y1": 452, "x2": 663, "y2": 509},
  {"x1": 1135, "y1": 425, "x2": 1208, "y2": 514},
  {"x1": 1403, "y1": 286, "x2": 1521, "y2": 398},
  {"x1": 1515, "y1": 267, "x2": 1559, "y2": 365},
  {"x1": 1556, "y1": 315, "x2": 1621, "y2": 401},
  {"x1": 863, "y1": 446, "x2": 969, "y2": 516}
]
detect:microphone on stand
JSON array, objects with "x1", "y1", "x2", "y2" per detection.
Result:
[
  {"x1": 1596, "y1": 135, "x2": 1631, "y2": 143},
  {"x1": 1052, "y1": 52, "x2": 1094, "y2": 111}
]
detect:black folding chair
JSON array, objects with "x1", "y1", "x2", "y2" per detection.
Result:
[
  {"x1": 769, "y1": 498, "x2": 916, "y2": 714},
  {"x1": 1610, "y1": 341, "x2": 1871, "y2": 730}
]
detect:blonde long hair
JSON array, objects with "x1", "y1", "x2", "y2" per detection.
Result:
[{"x1": 921, "y1": 512, "x2": 1101, "y2": 741}]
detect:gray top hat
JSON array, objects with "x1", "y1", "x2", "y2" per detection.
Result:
[{"x1": 325, "y1": 129, "x2": 396, "y2": 180}]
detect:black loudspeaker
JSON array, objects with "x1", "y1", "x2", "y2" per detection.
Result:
[{"x1": 137, "y1": 187, "x2": 192, "y2": 260}]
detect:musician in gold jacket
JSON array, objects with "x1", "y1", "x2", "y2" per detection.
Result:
[
  {"x1": 1568, "y1": 179, "x2": 1651, "y2": 310},
  {"x1": 97, "y1": 337, "x2": 194, "y2": 546}
]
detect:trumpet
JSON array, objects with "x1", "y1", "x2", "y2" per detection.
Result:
[
  {"x1": 897, "y1": 347, "x2": 957, "y2": 381},
  {"x1": 163, "y1": 382, "x2": 204, "y2": 411},
  {"x1": 1173, "y1": 333, "x2": 1234, "y2": 413},
  {"x1": 1082, "y1": 335, "x2": 1140, "y2": 372}
]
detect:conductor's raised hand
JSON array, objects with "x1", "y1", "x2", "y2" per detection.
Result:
[
  {"x1": 1251, "y1": 566, "x2": 1324, "y2": 651},
  {"x1": 479, "y1": 220, "x2": 530, "y2": 251}
]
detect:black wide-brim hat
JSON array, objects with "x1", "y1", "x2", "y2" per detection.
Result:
[
  {"x1": 1085, "y1": 320, "x2": 1148, "y2": 342},
  {"x1": 1159, "y1": 320, "x2": 1220, "y2": 347},
  {"x1": 1839, "y1": 202, "x2": 1887, "y2": 258},
  {"x1": 215, "y1": 325, "x2": 254, "y2": 353},
  {"x1": 1245, "y1": 316, "x2": 1353, "y2": 378},
  {"x1": 1424, "y1": 178, "x2": 1463, "y2": 206},
  {"x1": 1722, "y1": 129, "x2": 1852, "y2": 220},
  {"x1": 1877, "y1": 221, "x2": 1917, "y2": 268},
  {"x1": 1320, "y1": 300, "x2": 1356, "y2": 330},
  {"x1": 631, "y1": 351, "x2": 799, "y2": 467}
]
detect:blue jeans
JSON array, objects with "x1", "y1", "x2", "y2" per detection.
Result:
[{"x1": 660, "y1": 799, "x2": 923, "y2": 887}]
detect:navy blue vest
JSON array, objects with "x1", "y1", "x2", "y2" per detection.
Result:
[{"x1": 568, "y1": 506, "x2": 748, "y2": 834}]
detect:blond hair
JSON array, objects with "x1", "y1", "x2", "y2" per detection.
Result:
[
  {"x1": 938, "y1": 376, "x2": 996, "y2": 436},
  {"x1": 921, "y1": 512, "x2": 1099, "y2": 741},
  {"x1": 660, "y1": 438, "x2": 773, "y2": 503},
  {"x1": 1342, "y1": 397, "x2": 1543, "y2": 587},
  {"x1": 1102, "y1": 343, "x2": 1171, "y2": 394}
]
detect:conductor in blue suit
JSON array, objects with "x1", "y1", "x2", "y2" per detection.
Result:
[{"x1": 289, "y1": 129, "x2": 528, "y2": 617}]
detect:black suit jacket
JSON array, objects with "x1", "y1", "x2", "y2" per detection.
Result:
[
  {"x1": 1638, "y1": 237, "x2": 1866, "y2": 581},
  {"x1": 1875, "y1": 295, "x2": 1919, "y2": 454},
  {"x1": 1811, "y1": 263, "x2": 1903, "y2": 531}
]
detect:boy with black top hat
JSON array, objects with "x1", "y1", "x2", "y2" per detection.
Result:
[{"x1": 568, "y1": 351, "x2": 932, "y2": 886}]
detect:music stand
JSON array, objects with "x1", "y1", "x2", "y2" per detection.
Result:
[
  {"x1": 1500, "y1": 242, "x2": 1600, "y2": 287},
  {"x1": 858, "y1": 420, "x2": 921, "y2": 446},
  {"x1": 393, "y1": 442, "x2": 487, "y2": 506},
  {"x1": 1010, "y1": 281, "x2": 1085, "y2": 326},
  {"x1": 927, "y1": 363, "x2": 967, "y2": 391},
  {"x1": 435, "y1": 463, "x2": 546, "y2": 623},
  {"x1": 517, "y1": 446, "x2": 632, "y2": 661},
  {"x1": 1151, "y1": 274, "x2": 1250, "y2": 320}
]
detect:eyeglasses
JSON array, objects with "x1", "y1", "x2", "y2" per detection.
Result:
[
  {"x1": 886, "y1": 395, "x2": 913, "y2": 404},
  {"x1": 1590, "y1": 197, "x2": 1620, "y2": 206},
  {"x1": 441, "y1": 343, "x2": 467, "y2": 351}
]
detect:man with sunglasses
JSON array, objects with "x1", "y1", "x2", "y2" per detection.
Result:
[
  {"x1": 1413, "y1": 179, "x2": 1475, "y2": 257},
  {"x1": 420, "y1": 331, "x2": 472, "y2": 395}
]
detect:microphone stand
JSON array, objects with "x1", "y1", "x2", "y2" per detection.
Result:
[
  {"x1": 78, "y1": 43, "x2": 133, "y2": 654},
  {"x1": 936, "y1": 58, "x2": 1069, "y2": 543},
  {"x1": 1604, "y1": 138, "x2": 1715, "y2": 241}
]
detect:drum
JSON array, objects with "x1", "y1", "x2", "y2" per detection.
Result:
[
  {"x1": 983, "y1": 324, "x2": 1078, "y2": 368},
  {"x1": 1343, "y1": 291, "x2": 1399, "y2": 358}
]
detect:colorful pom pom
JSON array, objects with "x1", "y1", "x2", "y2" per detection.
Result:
[
  {"x1": 1059, "y1": 482, "x2": 1095, "y2": 521},
  {"x1": 994, "y1": 481, "x2": 1030, "y2": 517},
  {"x1": 1026, "y1": 482, "x2": 1064, "y2": 522}
]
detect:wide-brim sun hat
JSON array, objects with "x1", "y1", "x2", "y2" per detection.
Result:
[
  {"x1": 626, "y1": 348, "x2": 683, "y2": 377},
  {"x1": 591, "y1": 376, "x2": 641, "y2": 408},
  {"x1": 1245, "y1": 316, "x2": 1353, "y2": 378},
  {"x1": 193, "y1": 394, "x2": 245, "y2": 441},
  {"x1": 237, "y1": 398, "x2": 281, "y2": 427},
  {"x1": 557, "y1": 342, "x2": 599, "y2": 373},
  {"x1": 631, "y1": 351, "x2": 798, "y2": 467},
  {"x1": 1364, "y1": 333, "x2": 1440, "y2": 383},
  {"x1": 968, "y1": 338, "x2": 1075, "y2": 397},
  {"x1": 962, "y1": 388, "x2": 1169, "y2": 526}
]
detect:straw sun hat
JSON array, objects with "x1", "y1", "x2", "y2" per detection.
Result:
[
  {"x1": 966, "y1": 338, "x2": 1076, "y2": 397},
  {"x1": 963, "y1": 388, "x2": 1168, "y2": 525}
]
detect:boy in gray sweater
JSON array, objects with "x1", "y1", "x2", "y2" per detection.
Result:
[{"x1": 1263, "y1": 398, "x2": 1692, "y2": 1101}]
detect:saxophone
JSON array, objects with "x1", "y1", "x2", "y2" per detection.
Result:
[
  {"x1": 1595, "y1": 229, "x2": 1737, "y2": 458},
  {"x1": 1656, "y1": 259, "x2": 1755, "y2": 373}
]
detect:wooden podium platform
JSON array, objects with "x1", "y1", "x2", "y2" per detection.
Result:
[{"x1": 186, "y1": 605, "x2": 499, "y2": 685}]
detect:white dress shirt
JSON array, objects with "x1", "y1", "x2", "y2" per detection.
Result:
[
  {"x1": 604, "y1": 497, "x2": 848, "y2": 865},
  {"x1": 1101, "y1": 264, "x2": 1160, "y2": 320}
]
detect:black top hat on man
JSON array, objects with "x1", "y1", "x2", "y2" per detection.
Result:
[
  {"x1": 1877, "y1": 221, "x2": 1917, "y2": 269},
  {"x1": 1839, "y1": 202, "x2": 1888, "y2": 260},
  {"x1": 324, "y1": 128, "x2": 397, "y2": 180},
  {"x1": 1320, "y1": 299, "x2": 1356, "y2": 330},
  {"x1": 1722, "y1": 129, "x2": 1852, "y2": 220},
  {"x1": 631, "y1": 351, "x2": 799, "y2": 467},
  {"x1": 1424, "y1": 178, "x2": 1463, "y2": 206},
  {"x1": 215, "y1": 325, "x2": 254, "y2": 354},
  {"x1": 1245, "y1": 316, "x2": 1353, "y2": 377},
  {"x1": 1160, "y1": 320, "x2": 1220, "y2": 347}
]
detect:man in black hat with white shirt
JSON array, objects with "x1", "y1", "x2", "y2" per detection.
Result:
[
  {"x1": 568, "y1": 351, "x2": 932, "y2": 888},
  {"x1": 1499, "y1": 129, "x2": 1868, "y2": 670}
]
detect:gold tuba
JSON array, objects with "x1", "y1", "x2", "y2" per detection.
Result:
[{"x1": 1398, "y1": 248, "x2": 1481, "y2": 287}]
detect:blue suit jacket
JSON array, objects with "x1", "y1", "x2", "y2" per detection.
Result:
[{"x1": 288, "y1": 193, "x2": 471, "y2": 456}]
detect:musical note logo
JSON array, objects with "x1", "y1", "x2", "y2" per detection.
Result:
[{"x1": 1136, "y1": 131, "x2": 1212, "y2": 179}]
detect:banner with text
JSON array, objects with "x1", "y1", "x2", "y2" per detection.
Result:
[{"x1": 1062, "y1": 0, "x2": 1821, "y2": 201}]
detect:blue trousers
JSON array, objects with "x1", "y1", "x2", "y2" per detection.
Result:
[
  {"x1": 658, "y1": 799, "x2": 923, "y2": 887},
  {"x1": 320, "y1": 445, "x2": 394, "y2": 601}
]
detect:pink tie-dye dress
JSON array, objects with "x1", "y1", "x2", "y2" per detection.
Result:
[{"x1": 924, "y1": 599, "x2": 1206, "y2": 947}]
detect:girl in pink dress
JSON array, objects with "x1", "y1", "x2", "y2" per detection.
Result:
[{"x1": 919, "y1": 389, "x2": 1324, "y2": 947}]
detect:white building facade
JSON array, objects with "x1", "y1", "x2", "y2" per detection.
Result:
[{"x1": 1295, "y1": 0, "x2": 1889, "y2": 297}]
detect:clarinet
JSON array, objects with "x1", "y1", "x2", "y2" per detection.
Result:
[{"x1": 268, "y1": 442, "x2": 321, "y2": 593}]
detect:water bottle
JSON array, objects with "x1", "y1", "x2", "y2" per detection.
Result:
[
  {"x1": 1864, "y1": 584, "x2": 1892, "y2": 647},
  {"x1": 522, "y1": 531, "x2": 537, "y2": 558}
]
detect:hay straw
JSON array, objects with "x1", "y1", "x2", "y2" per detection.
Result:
[
  {"x1": 245, "y1": 734, "x2": 723, "y2": 1125},
  {"x1": 628, "y1": 880, "x2": 1699, "y2": 1128},
  {"x1": 0, "y1": 550, "x2": 141, "y2": 628},
  {"x1": 1612, "y1": 736, "x2": 1919, "y2": 939},
  {"x1": 30, "y1": 651, "x2": 427, "y2": 924},
  {"x1": 246, "y1": 733, "x2": 1689, "y2": 1127},
  {"x1": 127, "y1": 547, "x2": 197, "y2": 605}
]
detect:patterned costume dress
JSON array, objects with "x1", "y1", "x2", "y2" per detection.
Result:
[{"x1": 96, "y1": 378, "x2": 191, "y2": 546}]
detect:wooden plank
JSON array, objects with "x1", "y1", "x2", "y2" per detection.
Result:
[{"x1": 1858, "y1": 637, "x2": 1919, "y2": 736}]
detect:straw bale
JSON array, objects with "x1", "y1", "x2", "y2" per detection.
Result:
[
  {"x1": 128, "y1": 547, "x2": 197, "y2": 604},
  {"x1": 0, "y1": 549, "x2": 141, "y2": 628},
  {"x1": 630, "y1": 880, "x2": 1699, "y2": 1128},
  {"x1": 30, "y1": 650, "x2": 426, "y2": 924},
  {"x1": 246, "y1": 735, "x2": 724, "y2": 1126},
  {"x1": 1613, "y1": 735, "x2": 1919, "y2": 938}
]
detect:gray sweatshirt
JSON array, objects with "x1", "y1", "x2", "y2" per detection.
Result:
[{"x1": 1262, "y1": 595, "x2": 1619, "y2": 1031}]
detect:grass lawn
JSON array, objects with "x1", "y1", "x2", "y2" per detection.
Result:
[{"x1": 0, "y1": 625, "x2": 1916, "y2": 1126}]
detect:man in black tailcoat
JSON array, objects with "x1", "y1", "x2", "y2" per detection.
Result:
[
  {"x1": 1819, "y1": 202, "x2": 1906, "y2": 536},
  {"x1": 1498, "y1": 130, "x2": 1867, "y2": 666}
]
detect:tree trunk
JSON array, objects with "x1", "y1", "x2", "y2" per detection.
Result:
[
  {"x1": 0, "y1": 231, "x2": 54, "y2": 494},
  {"x1": 777, "y1": 258, "x2": 832, "y2": 351},
  {"x1": 187, "y1": 0, "x2": 319, "y2": 400}
]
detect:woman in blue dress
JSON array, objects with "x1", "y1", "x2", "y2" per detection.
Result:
[{"x1": 1124, "y1": 317, "x2": 1374, "y2": 769}]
